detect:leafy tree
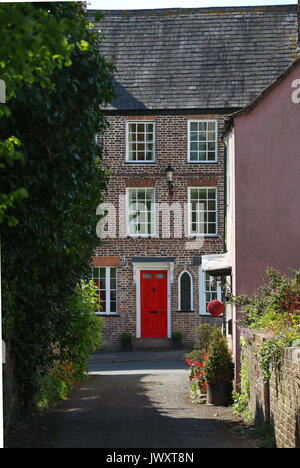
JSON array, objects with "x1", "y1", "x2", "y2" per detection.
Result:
[
  {"x1": 0, "y1": 2, "x2": 114, "y2": 406},
  {"x1": 0, "y1": 2, "x2": 74, "y2": 226}
]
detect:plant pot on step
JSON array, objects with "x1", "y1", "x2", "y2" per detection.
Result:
[
  {"x1": 171, "y1": 331, "x2": 182, "y2": 348},
  {"x1": 203, "y1": 327, "x2": 234, "y2": 406},
  {"x1": 120, "y1": 333, "x2": 133, "y2": 352},
  {"x1": 206, "y1": 381, "x2": 233, "y2": 406}
]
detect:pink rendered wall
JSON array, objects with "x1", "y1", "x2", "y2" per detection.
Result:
[{"x1": 234, "y1": 63, "x2": 300, "y2": 297}]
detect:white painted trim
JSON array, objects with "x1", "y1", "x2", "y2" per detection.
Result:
[
  {"x1": 198, "y1": 267, "x2": 222, "y2": 316},
  {"x1": 178, "y1": 270, "x2": 194, "y2": 311},
  {"x1": 133, "y1": 262, "x2": 173, "y2": 339},
  {"x1": 125, "y1": 120, "x2": 156, "y2": 163},
  {"x1": 187, "y1": 119, "x2": 218, "y2": 163}
]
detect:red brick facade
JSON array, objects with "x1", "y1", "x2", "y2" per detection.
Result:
[{"x1": 95, "y1": 113, "x2": 226, "y2": 349}]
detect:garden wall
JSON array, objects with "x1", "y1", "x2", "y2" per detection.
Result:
[{"x1": 243, "y1": 331, "x2": 300, "y2": 448}]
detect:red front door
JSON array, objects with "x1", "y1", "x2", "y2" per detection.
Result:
[{"x1": 141, "y1": 270, "x2": 168, "y2": 338}]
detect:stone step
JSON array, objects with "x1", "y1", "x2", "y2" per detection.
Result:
[{"x1": 133, "y1": 338, "x2": 172, "y2": 350}]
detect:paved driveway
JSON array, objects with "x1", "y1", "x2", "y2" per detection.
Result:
[{"x1": 7, "y1": 350, "x2": 260, "y2": 448}]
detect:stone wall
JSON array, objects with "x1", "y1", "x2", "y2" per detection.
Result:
[{"x1": 243, "y1": 331, "x2": 300, "y2": 448}]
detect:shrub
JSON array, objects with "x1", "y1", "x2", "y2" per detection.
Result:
[
  {"x1": 185, "y1": 323, "x2": 215, "y2": 363},
  {"x1": 171, "y1": 331, "x2": 182, "y2": 342},
  {"x1": 228, "y1": 267, "x2": 300, "y2": 334},
  {"x1": 203, "y1": 328, "x2": 234, "y2": 384},
  {"x1": 57, "y1": 281, "x2": 104, "y2": 382},
  {"x1": 121, "y1": 333, "x2": 132, "y2": 344},
  {"x1": 33, "y1": 374, "x2": 69, "y2": 412}
]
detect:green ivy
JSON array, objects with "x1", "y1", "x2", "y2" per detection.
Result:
[{"x1": 232, "y1": 336, "x2": 253, "y2": 422}]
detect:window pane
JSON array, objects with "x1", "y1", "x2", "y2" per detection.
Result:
[
  {"x1": 208, "y1": 223, "x2": 217, "y2": 234},
  {"x1": 110, "y1": 290, "x2": 116, "y2": 301},
  {"x1": 110, "y1": 268, "x2": 116, "y2": 278},
  {"x1": 100, "y1": 290, "x2": 106, "y2": 312},
  {"x1": 143, "y1": 273, "x2": 152, "y2": 279}
]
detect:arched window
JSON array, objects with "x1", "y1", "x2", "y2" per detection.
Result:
[{"x1": 178, "y1": 271, "x2": 193, "y2": 311}]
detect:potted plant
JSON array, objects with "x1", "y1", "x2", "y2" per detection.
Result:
[
  {"x1": 203, "y1": 327, "x2": 234, "y2": 406},
  {"x1": 120, "y1": 333, "x2": 133, "y2": 352},
  {"x1": 171, "y1": 331, "x2": 183, "y2": 348}
]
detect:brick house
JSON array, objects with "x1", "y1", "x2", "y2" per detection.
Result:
[{"x1": 88, "y1": 5, "x2": 298, "y2": 350}]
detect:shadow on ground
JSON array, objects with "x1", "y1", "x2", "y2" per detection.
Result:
[{"x1": 6, "y1": 371, "x2": 261, "y2": 448}]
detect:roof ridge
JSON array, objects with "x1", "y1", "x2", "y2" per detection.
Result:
[{"x1": 88, "y1": 4, "x2": 297, "y2": 15}]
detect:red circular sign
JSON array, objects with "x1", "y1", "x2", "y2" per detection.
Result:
[{"x1": 207, "y1": 300, "x2": 224, "y2": 317}]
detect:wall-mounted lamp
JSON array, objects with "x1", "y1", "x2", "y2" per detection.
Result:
[{"x1": 165, "y1": 164, "x2": 174, "y2": 193}]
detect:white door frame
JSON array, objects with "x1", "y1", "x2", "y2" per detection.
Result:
[{"x1": 133, "y1": 262, "x2": 174, "y2": 338}]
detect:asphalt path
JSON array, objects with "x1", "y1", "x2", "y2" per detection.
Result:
[{"x1": 6, "y1": 350, "x2": 261, "y2": 448}]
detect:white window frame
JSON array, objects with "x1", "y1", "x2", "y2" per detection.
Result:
[
  {"x1": 198, "y1": 268, "x2": 222, "y2": 316},
  {"x1": 178, "y1": 270, "x2": 194, "y2": 311},
  {"x1": 188, "y1": 187, "x2": 218, "y2": 237},
  {"x1": 187, "y1": 120, "x2": 218, "y2": 163},
  {"x1": 126, "y1": 187, "x2": 156, "y2": 237},
  {"x1": 126, "y1": 120, "x2": 155, "y2": 163},
  {"x1": 91, "y1": 266, "x2": 117, "y2": 315}
]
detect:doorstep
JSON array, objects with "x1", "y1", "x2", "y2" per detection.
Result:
[{"x1": 89, "y1": 348, "x2": 188, "y2": 364}]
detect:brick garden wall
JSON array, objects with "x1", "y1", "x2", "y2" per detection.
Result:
[
  {"x1": 243, "y1": 332, "x2": 300, "y2": 448},
  {"x1": 95, "y1": 113, "x2": 227, "y2": 348}
]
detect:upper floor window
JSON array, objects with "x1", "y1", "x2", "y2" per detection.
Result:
[
  {"x1": 126, "y1": 121, "x2": 155, "y2": 162},
  {"x1": 188, "y1": 187, "x2": 218, "y2": 236},
  {"x1": 188, "y1": 120, "x2": 218, "y2": 163},
  {"x1": 127, "y1": 188, "x2": 155, "y2": 237}
]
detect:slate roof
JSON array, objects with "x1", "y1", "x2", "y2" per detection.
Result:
[
  {"x1": 89, "y1": 5, "x2": 298, "y2": 111},
  {"x1": 224, "y1": 55, "x2": 300, "y2": 133}
]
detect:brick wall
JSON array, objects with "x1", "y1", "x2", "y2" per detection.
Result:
[
  {"x1": 243, "y1": 332, "x2": 300, "y2": 448},
  {"x1": 95, "y1": 113, "x2": 227, "y2": 348}
]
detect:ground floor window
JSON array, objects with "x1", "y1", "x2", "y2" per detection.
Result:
[
  {"x1": 178, "y1": 270, "x2": 193, "y2": 311},
  {"x1": 91, "y1": 266, "x2": 117, "y2": 314},
  {"x1": 199, "y1": 269, "x2": 222, "y2": 315}
]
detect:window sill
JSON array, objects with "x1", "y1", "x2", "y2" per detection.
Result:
[
  {"x1": 125, "y1": 161, "x2": 156, "y2": 164},
  {"x1": 177, "y1": 310, "x2": 195, "y2": 313},
  {"x1": 199, "y1": 314, "x2": 223, "y2": 317},
  {"x1": 96, "y1": 313, "x2": 120, "y2": 317},
  {"x1": 187, "y1": 161, "x2": 218, "y2": 164},
  {"x1": 187, "y1": 234, "x2": 219, "y2": 239},
  {"x1": 126, "y1": 235, "x2": 156, "y2": 239}
]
